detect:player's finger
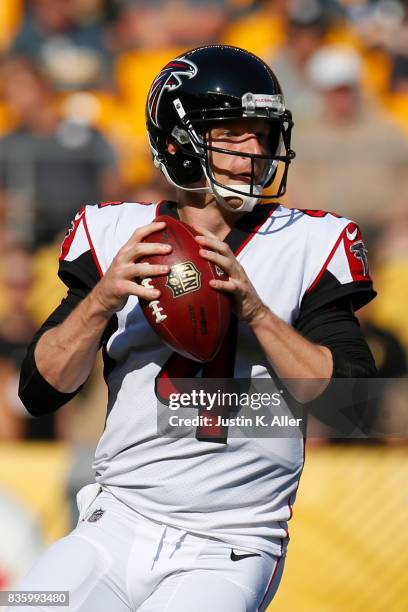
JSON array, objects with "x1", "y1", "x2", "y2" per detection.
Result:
[
  {"x1": 195, "y1": 234, "x2": 230, "y2": 256},
  {"x1": 191, "y1": 224, "x2": 217, "y2": 239},
  {"x1": 130, "y1": 220, "x2": 167, "y2": 243},
  {"x1": 209, "y1": 277, "x2": 238, "y2": 293},
  {"x1": 133, "y1": 262, "x2": 169, "y2": 278},
  {"x1": 199, "y1": 248, "x2": 233, "y2": 273},
  {"x1": 122, "y1": 241, "x2": 172, "y2": 261},
  {"x1": 124, "y1": 279, "x2": 161, "y2": 301}
]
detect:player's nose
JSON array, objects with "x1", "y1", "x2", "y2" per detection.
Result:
[{"x1": 240, "y1": 133, "x2": 265, "y2": 157}]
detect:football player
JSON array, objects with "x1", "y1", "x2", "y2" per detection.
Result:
[{"x1": 15, "y1": 45, "x2": 376, "y2": 611}]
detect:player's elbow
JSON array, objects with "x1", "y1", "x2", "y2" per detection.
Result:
[
  {"x1": 18, "y1": 376, "x2": 58, "y2": 417},
  {"x1": 19, "y1": 346, "x2": 78, "y2": 417}
]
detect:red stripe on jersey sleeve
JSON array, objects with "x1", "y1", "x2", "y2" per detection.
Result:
[
  {"x1": 82, "y1": 211, "x2": 103, "y2": 278},
  {"x1": 59, "y1": 208, "x2": 85, "y2": 261},
  {"x1": 306, "y1": 229, "x2": 345, "y2": 294}
]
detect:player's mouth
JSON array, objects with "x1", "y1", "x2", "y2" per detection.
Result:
[{"x1": 232, "y1": 173, "x2": 252, "y2": 184}]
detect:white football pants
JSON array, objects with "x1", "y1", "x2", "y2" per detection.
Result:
[{"x1": 8, "y1": 485, "x2": 285, "y2": 612}]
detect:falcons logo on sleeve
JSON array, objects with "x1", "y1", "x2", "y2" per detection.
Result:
[
  {"x1": 350, "y1": 240, "x2": 369, "y2": 276},
  {"x1": 147, "y1": 58, "x2": 198, "y2": 128},
  {"x1": 344, "y1": 223, "x2": 370, "y2": 280}
]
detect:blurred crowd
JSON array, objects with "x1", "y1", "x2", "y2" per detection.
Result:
[{"x1": 0, "y1": 0, "x2": 407, "y2": 447}]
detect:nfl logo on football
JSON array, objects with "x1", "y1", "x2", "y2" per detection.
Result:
[{"x1": 166, "y1": 261, "x2": 201, "y2": 297}]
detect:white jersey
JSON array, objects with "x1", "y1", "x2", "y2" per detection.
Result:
[{"x1": 59, "y1": 201, "x2": 375, "y2": 557}]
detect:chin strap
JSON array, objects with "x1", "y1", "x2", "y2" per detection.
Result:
[{"x1": 209, "y1": 181, "x2": 262, "y2": 213}]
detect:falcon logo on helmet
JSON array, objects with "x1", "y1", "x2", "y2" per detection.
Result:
[{"x1": 148, "y1": 58, "x2": 198, "y2": 128}]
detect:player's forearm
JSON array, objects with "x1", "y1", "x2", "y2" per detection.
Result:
[
  {"x1": 34, "y1": 289, "x2": 111, "y2": 393},
  {"x1": 249, "y1": 306, "x2": 333, "y2": 402}
]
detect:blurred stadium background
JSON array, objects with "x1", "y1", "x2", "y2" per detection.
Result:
[{"x1": 0, "y1": 1, "x2": 407, "y2": 610}]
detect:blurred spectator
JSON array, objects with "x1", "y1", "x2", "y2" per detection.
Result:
[
  {"x1": 345, "y1": 0, "x2": 406, "y2": 57},
  {"x1": 369, "y1": 198, "x2": 408, "y2": 352},
  {"x1": 129, "y1": 168, "x2": 177, "y2": 206},
  {"x1": 222, "y1": 0, "x2": 346, "y2": 59},
  {"x1": 355, "y1": 303, "x2": 407, "y2": 442},
  {"x1": 100, "y1": 0, "x2": 232, "y2": 189},
  {"x1": 0, "y1": 0, "x2": 24, "y2": 54},
  {"x1": 288, "y1": 44, "x2": 408, "y2": 226},
  {"x1": 110, "y1": 0, "x2": 228, "y2": 51},
  {"x1": 347, "y1": 0, "x2": 403, "y2": 97},
  {"x1": 0, "y1": 57, "x2": 121, "y2": 246},
  {"x1": 11, "y1": 0, "x2": 113, "y2": 90},
  {"x1": 271, "y1": 0, "x2": 331, "y2": 121},
  {"x1": 27, "y1": 234, "x2": 67, "y2": 326},
  {"x1": 0, "y1": 244, "x2": 54, "y2": 440},
  {"x1": 0, "y1": 242, "x2": 108, "y2": 442},
  {"x1": 390, "y1": 52, "x2": 408, "y2": 90},
  {"x1": 388, "y1": 0, "x2": 408, "y2": 91},
  {"x1": 0, "y1": 245, "x2": 36, "y2": 356},
  {"x1": 222, "y1": 0, "x2": 291, "y2": 58}
]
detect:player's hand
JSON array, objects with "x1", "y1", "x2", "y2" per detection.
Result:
[
  {"x1": 93, "y1": 221, "x2": 172, "y2": 315},
  {"x1": 194, "y1": 226, "x2": 268, "y2": 324}
]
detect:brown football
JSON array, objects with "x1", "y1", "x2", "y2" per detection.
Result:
[{"x1": 139, "y1": 215, "x2": 231, "y2": 362}]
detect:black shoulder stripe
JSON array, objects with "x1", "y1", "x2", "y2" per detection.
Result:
[
  {"x1": 58, "y1": 250, "x2": 101, "y2": 291},
  {"x1": 300, "y1": 270, "x2": 376, "y2": 318}
]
